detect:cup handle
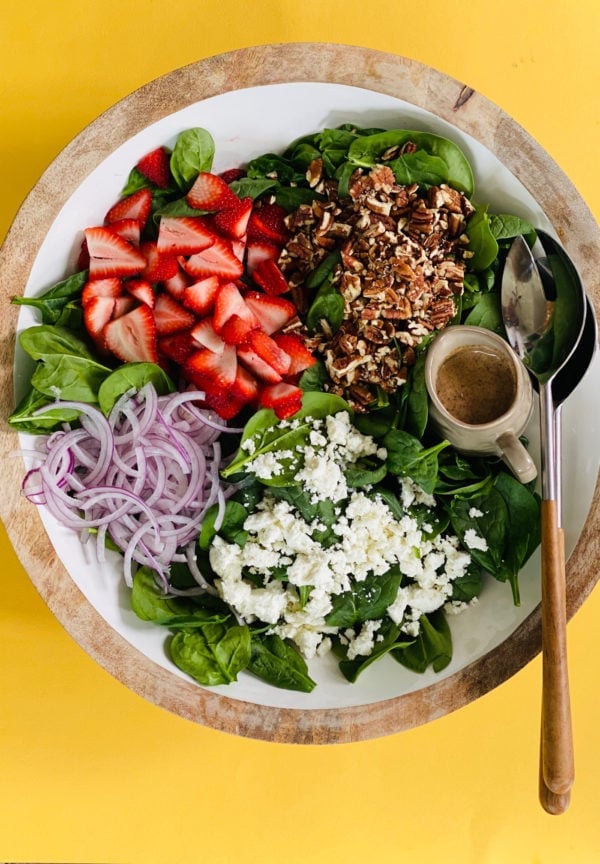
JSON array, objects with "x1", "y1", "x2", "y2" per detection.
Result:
[{"x1": 496, "y1": 431, "x2": 538, "y2": 484}]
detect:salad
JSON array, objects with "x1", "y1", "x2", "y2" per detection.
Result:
[{"x1": 10, "y1": 123, "x2": 542, "y2": 693}]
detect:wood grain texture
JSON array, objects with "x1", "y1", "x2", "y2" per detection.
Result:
[{"x1": 1, "y1": 43, "x2": 599, "y2": 743}]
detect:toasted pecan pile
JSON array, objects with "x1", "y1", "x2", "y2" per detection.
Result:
[{"x1": 278, "y1": 159, "x2": 475, "y2": 411}]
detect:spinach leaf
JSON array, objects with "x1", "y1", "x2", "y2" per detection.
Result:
[
  {"x1": 325, "y1": 566, "x2": 402, "y2": 628},
  {"x1": 298, "y1": 359, "x2": 329, "y2": 392},
  {"x1": 153, "y1": 196, "x2": 205, "y2": 220},
  {"x1": 31, "y1": 354, "x2": 110, "y2": 402},
  {"x1": 305, "y1": 276, "x2": 345, "y2": 334},
  {"x1": 229, "y1": 177, "x2": 278, "y2": 201},
  {"x1": 383, "y1": 429, "x2": 449, "y2": 494},
  {"x1": 221, "y1": 392, "x2": 351, "y2": 480},
  {"x1": 488, "y1": 213, "x2": 535, "y2": 241},
  {"x1": 131, "y1": 567, "x2": 227, "y2": 627},
  {"x1": 388, "y1": 150, "x2": 449, "y2": 186},
  {"x1": 392, "y1": 609, "x2": 452, "y2": 673},
  {"x1": 449, "y1": 562, "x2": 484, "y2": 602},
  {"x1": 170, "y1": 128, "x2": 215, "y2": 191},
  {"x1": 19, "y1": 325, "x2": 96, "y2": 362},
  {"x1": 170, "y1": 624, "x2": 251, "y2": 686},
  {"x1": 402, "y1": 349, "x2": 429, "y2": 438},
  {"x1": 449, "y1": 483, "x2": 508, "y2": 575},
  {"x1": 305, "y1": 251, "x2": 341, "y2": 291},
  {"x1": 347, "y1": 129, "x2": 474, "y2": 195},
  {"x1": 248, "y1": 633, "x2": 316, "y2": 692},
  {"x1": 8, "y1": 386, "x2": 81, "y2": 433},
  {"x1": 337, "y1": 619, "x2": 413, "y2": 683},
  {"x1": 463, "y1": 291, "x2": 504, "y2": 334},
  {"x1": 198, "y1": 499, "x2": 250, "y2": 550},
  {"x1": 466, "y1": 205, "x2": 500, "y2": 271},
  {"x1": 247, "y1": 153, "x2": 305, "y2": 185},
  {"x1": 97, "y1": 362, "x2": 175, "y2": 415},
  {"x1": 12, "y1": 271, "x2": 88, "y2": 325},
  {"x1": 493, "y1": 471, "x2": 541, "y2": 603}
]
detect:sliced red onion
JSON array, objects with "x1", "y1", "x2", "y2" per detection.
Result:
[{"x1": 24, "y1": 385, "x2": 238, "y2": 591}]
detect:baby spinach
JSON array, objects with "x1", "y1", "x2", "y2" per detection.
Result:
[
  {"x1": 248, "y1": 633, "x2": 316, "y2": 692},
  {"x1": 466, "y1": 205, "x2": 499, "y2": 271},
  {"x1": 97, "y1": 362, "x2": 175, "y2": 415},
  {"x1": 337, "y1": 619, "x2": 412, "y2": 683},
  {"x1": 170, "y1": 623, "x2": 251, "y2": 687},
  {"x1": 31, "y1": 353, "x2": 110, "y2": 403},
  {"x1": 221, "y1": 392, "x2": 351, "y2": 480},
  {"x1": 12, "y1": 270, "x2": 88, "y2": 325},
  {"x1": 131, "y1": 567, "x2": 228, "y2": 627},
  {"x1": 325, "y1": 566, "x2": 403, "y2": 628},
  {"x1": 19, "y1": 325, "x2": 95, "y2": 362},
  {"x1": 393, "y1": 610, "x2": 452, "y2": 674},
  {"x1": 383, "y1": 429, "x2": 450, "y2": 494},
  {"x1": 170, "y1": 127, "x2": 215, "y2": 191},
  {"x1": 346, "y1": 129, "x2": 474, "y2": 195},
  {"x1": 8, "y1": 387, "x2": 81, "y2": 433},
  {"x1": 305, "y1": 276, "x2": 345, "y2": 334}
]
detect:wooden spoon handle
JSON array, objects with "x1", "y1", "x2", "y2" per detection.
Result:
[{"x1": 540, "y1": 498, "x2": 574, "y2": 797}]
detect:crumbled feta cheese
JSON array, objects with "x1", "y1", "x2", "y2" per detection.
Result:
[
  {"x1": 469, "y1": 507, "x2": 484, "y2": 519},
  {"x1": 463, "y1": 529, "x2": 488, "y2": 551},
  {"x1": 346, "y1": 620, "x2": 382, "y2": 660}
]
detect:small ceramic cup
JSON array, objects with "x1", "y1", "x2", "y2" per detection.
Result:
[{"x1": 424, "y1": 325, "x2": 537, "y2": 484}]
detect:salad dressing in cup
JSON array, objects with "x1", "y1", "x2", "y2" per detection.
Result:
[{"x1": 424, "y1": 325, "x2": 537, "y2": 483}]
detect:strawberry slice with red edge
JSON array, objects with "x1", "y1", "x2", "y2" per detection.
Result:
[
  {"x1": 219, "y1": 314, "x2": 259, "y2": 346},
  {"x1": 246, "y1": 329, "x2": 291, "y2": 376},
  {"x1": 202, "y1": 389, "x2": 247, "y2": 421},
  {"x1": 104, "y1": 304, "x2": 158, "y2": 364},
  {"x1": 153, "y1": 293, "x2": 196, "y2": 335},
  {"x1": 136, "y1": 147, "x2": 171, "y2": 189},
  {"x1": 245, "y1": 239, "x2": 282, "y2": 274},
  {"x1": 190, "y1": 318, "x2": 226, "y2": 354},
  {"x1": 158, "y1": 330, "x2": 196, "y2": 365},
  {"x1": 81, "y1": 277, "x2": 123, "y2": 307},
  {"x1": 259, "y1": 382, "x2": 303, "y2": 419},
  {"x1": 162, "y1": 267, "x2": 190, "y2": 301},
  {"x1": 125, "y1": 278, "x2": 155, "y2": 308},
  {"x1": 85, "y1": 226, "x2": 146, "y2": 279},
  {"x1": 247, "y1": 203, "x2": 289, "y2": 245},
  {"x1": 272, "y1": 332, "x2": 316, "y2": 375},
  {"x1": 213, "y1": 282, "x2": 258, "y2": 333},
  {"x1": 243, "y1": 291, "x2": 297, "y2": 335},
  {"x1": 182, "y1": 276, "x2": 221, "y2": 316},
  {"x1": 112, "y1": 296, "x2": 137, "y2": 318},
  {"x1": 105, "y1": 188, "x2": 152, "y2": 229},
  {"x1": 237, "y1": 346, "x2": 283, "y2": 384},
  {"x1": 157, "y1": 216, "x2": 216, "y2": 256},
  {"x1": 186, "y1": 172, "x2": 240, "y2": 211},
  {"x1": 141, "y1": 241, "x2": 179, "y2": 283},
  {"x1": 182, "y1": 236, "x2": 244, "y2": 280},
  {"x1": 83, "y1": 295, "x2": 116, "y2": 342},
  {"x1": 230, "y1": 364, "x2": 259, "y2": 404},
  {"x1": 213, "y1": 196, "x2": 253, "y2": 240},
  {"x1": 183, "y1": 345, "x2": 238, "y2": 395},
  {"x1": 219, "y1": 168, "x2": 246, "y2": 184},
  {"x1": 251, "y1": 258, "x2": 290, "y2": 296},
  {"x1": 107, "y1": 218, "x2": 141, "y2": 246}
]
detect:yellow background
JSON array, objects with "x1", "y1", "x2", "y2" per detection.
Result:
[{"x1": 2, "y1": 1, "x2": 600, "y2": 861}]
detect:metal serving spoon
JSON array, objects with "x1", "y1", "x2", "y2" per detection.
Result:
[{"x1": 501, "y1": 233, "x2": 587, "y2": 808}]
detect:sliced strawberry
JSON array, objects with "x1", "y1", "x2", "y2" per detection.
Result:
[
  {"x1": 246, "y1": 329, "x2": 291, "y2": 376},
  {"x1": 243, "y1": 291, "x2": 297, "y2": 335},
  {"x1": 259, "y1": 382, "x2": 303, "y2": 419},
  {"x1": 245, "y1": 239, "x2": 281, "y2": 274},
  {"x1": 237, "y1": 346, "x2": 283, "y2": 383},
  {"x1": 247, "y1": 203, "x2": 289, "y2": 245},
  {"x1": 157, "y1": 216, "x2": 216, "y2": 256},
  {"x1": 219, "y1": 314, "x2": 259, "y2": 346},
  {"x1": 105, "y1": 188, "x2": 152, "y2": 229},
  {"x1": 213, "y1": 282, "x2": 258, "y2": 333},
  {"x1": 153, "y1": 293, "x2": 196, "y2": 335},
  {"x1": 107, "y1": 218, "x2": 141, "y2": 246},
  {"x1": 81, "y1": 277, "x2": 123, "y2": 307},
  {"x1": 85, "y1": 226, "x2": 147, "y2": 279},
  {"x1": 230, "y1": 364, "x2": 259, "y2": 403},
  {"x1": 104, "y1": 304, "x2": 158, "y2": 364},
  {"x1": 230, "y1": 236, "x2": 247, "y2": 263},
  {"x1": 182, "y1": 276, "x2": 221, "y2": 316},
  {"x1": 186, "y1": 172, "x2": 239, "y2": 211},
  {"x1": 182, "y1": 237, "x2": 244, "y2": 280},
  {"x1": 125, "y1": 278, "x2": 155, "y2": 308},
  {"x1": 213, "y1": 197, "x2": 253, "y2": 240},
  {"x1": 136, "y1": 146, "x2": 171, "y2": 189},
  {"x1": 272, "y1": 333, "x2": 316, "y2": 375},
  {"x1": 158, "y1": 329, "x2": 196, "y2": 365},
  {"x1": 183, "y1": 345, "x2": 238, "y2": 394},
  {"x1": 202, "y1": 389, "x2": 247, "y2": 421},
  {"x1": 219, "y1": 168, "x2": 246, "y2": 184},
  {"x1": 162, "y1": 267, "x2": 190, "y2": 300},
  {"x1": 77, "y1": 238, "x2": 90, "y2": 271},
  {"x1": 83, "y1": 295, "x2": 115, "y2": 342},
  {"x1": 251, "y1": 258, "x2": 290, "y2": 296},
  {"x1": 190, "y1": 318, "x2": 226, "y2": 354},
  {"x1": 112, "y1": 295, "x2": 137, "y2": 318},
  {"x1": 140, "y1": 241, "x2": 179, "y2": 283}
]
